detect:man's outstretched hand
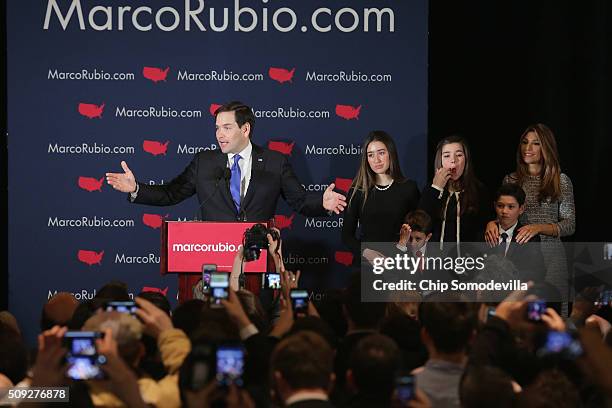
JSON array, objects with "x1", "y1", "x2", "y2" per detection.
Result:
[
  {"x1": 323, "y1": 183, "x2": 347, "y2": 214},
  {"x1": 106, "y1": 161, "x2": 137, "y2": 193}
]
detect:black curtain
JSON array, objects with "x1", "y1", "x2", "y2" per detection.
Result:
[{"x1": 428, "y1": 0, "x2": 612, "y2": 241}]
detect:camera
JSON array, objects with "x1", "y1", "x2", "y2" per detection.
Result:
[
  {"x1": 262, "y1": 273, "x2": 281, "y2": 289},
  {"x1": 536, "y1": 331, "x2": 584, "y2": 360},
  {"x1": 210, "y1": 272, "x2": 229, "y2": 307},
  {"x1": 216, "y1": 345, "x2": 245, "y2": 387},
  {"x1": 395, "y1": 372, "x2": 415, "y2": 403},
  {"x1": 527, "y1": 300, "x2": 546, "y2": 322},
  {"x1": 290, "y1": 289, "x2": 309, "y2": 317},
  {"x1": 595, "y1": 290, "x2": 612, "y2": 306},
  {"x1": 242, "y1": 223, "x2": 279, "y2": 262},
  {"x1": 63, "y1": 331, "x2": 106, "y2": 380},
  {"x1": 180, "y1": 343, "x2": 243, "y2": 392},
  {"x1": 104, "y1": 301, "x2": 137, "y2": 315}
]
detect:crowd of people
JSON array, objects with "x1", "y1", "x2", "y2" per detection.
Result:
[{"x1": 1, "y1": 234, "x2": 611, "y2": 407}]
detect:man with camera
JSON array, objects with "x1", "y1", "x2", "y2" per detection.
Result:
[{"x1": 106, "y1": 101, "x2": 346, "y2": 221}]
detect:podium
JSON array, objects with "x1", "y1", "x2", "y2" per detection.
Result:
[{"x1": 160, "y1": 221, "x2": 271, "y2": 303}]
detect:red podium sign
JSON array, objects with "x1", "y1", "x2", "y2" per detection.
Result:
[
  {"x1": 161, "y1": 221, "x2": 270, "y2": 303},
  {"x1": 162, "y1": 221, "x2": 268, "y2": 273}
]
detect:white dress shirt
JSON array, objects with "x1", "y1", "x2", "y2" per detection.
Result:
[{"x1": 499, "y1": 221, "x2": 518, "y2": 256}]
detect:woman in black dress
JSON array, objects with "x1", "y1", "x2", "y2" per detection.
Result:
[
  {"x1": 419, "y1": 135, "x2": 489, "y2": 255},
  {"x1": 342, "y1": 131, "x2": 420, "y2": 265}
]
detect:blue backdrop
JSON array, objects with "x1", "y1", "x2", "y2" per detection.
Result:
[{"x1": 8, "y1": 0, "x2": 428, "y2": 343}]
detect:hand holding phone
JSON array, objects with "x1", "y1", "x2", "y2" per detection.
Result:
[
  {"x1": 210, "y1": 272, "x2": 229, "y2": 307},
  {"x1": 202, "y1": 264, "x2": 216, "y2": 295},
  {"x1": 63, "y1": 331, "x2": 106, "y2": 380},
  {"x1": 262, "y1": 273, "x2": 281, "y2": 289},
  {"x1": 216, "y1": 345, "x2": 244, "y2": 387},
  {"x1": 395, "y1": 372, "x2": 415, "y2": 403},
  {"x1": 290, "y1": 289, "x2": 309, "y2": 317}
]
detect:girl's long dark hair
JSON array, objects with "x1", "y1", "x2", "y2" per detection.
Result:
[
  {"x1": 349, "y1": 131, "x2": 406, "y2": 209},
  {"x1": 433, "y1": 135, "x2": 482, "y2": 216}
]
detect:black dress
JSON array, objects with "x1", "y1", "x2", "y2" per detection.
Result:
[{"x1": 342, "y1": 179, "x2": 420, "y2": 260}]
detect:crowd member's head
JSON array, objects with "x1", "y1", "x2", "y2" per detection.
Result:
[
  {"x1": 289, "y1": 316, "x2": 338, "y2": 349},
  {"x1": 315, "y1": 289, "x2": 348, "y2": 339},
  {"x1": 95, "y1": 280, "x2": 131, "y2": 301},
  {"x1": 347, "y1": 334, "x2": 400, "y2": 401},
  {"x1": 189, "y1": 308, "x2": 241, "y2": 344},
  {"x1": 434, "y1": 135, "x2": 482, "y2": 214},
  {"x1": 419, "y1": 299, "x2": 478, "y2": 358},
  {"x1": 344, "y1": 273, "x2": 386, "y2": 331},
  {"x1": 172, "y1": 299, "x2": 208, "y2": 339},
  {"x1": 349, "y1": 130, "x2": 405, "y2": 207},
  {"x1": 40, "y1": 292, "x2": 79, "y2": 331},
  {"x1": 494, "y1": 183, "x2": 526, "y2": 230},
  {"x1": 214, "y1": 101, "x2": 255, "y2": 154},
  {"x1": 515, "y1": 123, "x2": 562, "y2": 202},
  {"x1": 137, "y1": 291, "x2": 171, "y2": 316},
  {"x1": 236, "y1": 289, "x2": 268, "y2": 333},
  {"x1": 380, "y1": 313, "x2": 427, "y2": 371},
  {"x1": 517, "y1": 369, "x2": 580, "y2": 408},
  {"x1": 68, "y1": 300, "x2": 100, "y2": 330},
  {"x1": 83, "y1": 312, "x2": 144, "y2": 368},
  {"x1": 0, "y1": 311, "x2": 21, "y2": 337},
  {"x1": 404, "y1": 210, "x2": 433, "y2": 253},
  {"x1": 0, "y1": 321, "x2": 28, "y2": 386},
  {"x1": 270, "y1": 331, "x2": 335, "y2": 405},
  {"x1": 460, "y1": 365, "x2": 516, "y2": 408}
]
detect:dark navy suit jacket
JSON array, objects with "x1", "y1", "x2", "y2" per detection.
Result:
[{"x1": 133, "y1": 143, "x2": 327, "y2": 221}]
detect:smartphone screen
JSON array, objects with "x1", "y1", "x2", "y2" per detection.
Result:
[
  {"x1": 596, "y1": 290, "x2": 612, "y2": 306},
  {"x1": 202, "y1": 264, "x2": 216, "y2": 294},
  {"x1": 485, "y1": 306, "x2": 496, "y2": 322},
  {"x1": 105, "y1": 301, "x2": 137, "y2": 315},
  {"x1": 216, "y1": 345, "x2": 244, "y2": 387},
  {"x1": 262, "y1": 273, "x2": 281, "y2": 289},
  {"x1": 210, "y1": 272, "x2": 229, "y2": 306},
  {"x1": 527, "y1": 300, "x2": 546, "y2": 321},
  {"x1": 537, "y1": 331, "x2": 584, "y2": 359},
  {"x1": 290, "y1": 289, "x2": 309, "y2": 316},
  {"x1": 395, "y1": 373, "x2": 415, "y2": 403},
  {"x1": 63, "y1": 331, "x2": 106, "y2": 380}
]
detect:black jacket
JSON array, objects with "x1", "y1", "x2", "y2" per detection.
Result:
[
  {"x1": 133, "y1": 143, "x2": 327, "y2": 221},
  {"x1": 484, "y1": 221, "x2": 546, "y2": 282}
]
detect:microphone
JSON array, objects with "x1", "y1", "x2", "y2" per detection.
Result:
[
  {"x1": 192, "y1": 167, "x2": 228, "y2": 221},
  {"x1": 237, "y1": 208, "x2": 247, "y2": 222}
]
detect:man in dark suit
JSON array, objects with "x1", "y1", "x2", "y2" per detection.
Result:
[
  {"x1": 105, "y1": 101, "x2": 346, "y2": 221},
  {"x1": 486, "y1": 183, "x2": 545, "y2": 283}
]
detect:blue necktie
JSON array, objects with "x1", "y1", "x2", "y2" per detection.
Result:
[{"x1": 230, "y1": 154, "x2": 242, "y2": 212}]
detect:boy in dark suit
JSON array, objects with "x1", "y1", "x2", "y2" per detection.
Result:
[{"x1": 489, "y1": 183, "x2": 545, "y2": 282}]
